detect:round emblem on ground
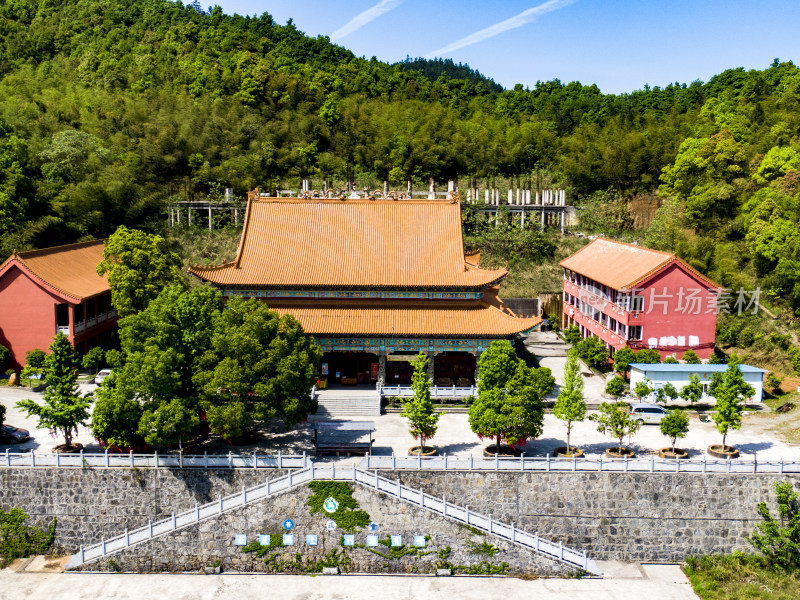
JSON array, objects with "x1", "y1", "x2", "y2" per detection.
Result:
[
  {"x1": 325, "y1": 520, "x2": 337, "y2": 531},
  {"x1": 323, "y1": 497, "x2": 339, "y2": 513},
  {"x1": 283, "y1": 519, "x2": 295, "y2": 530}
]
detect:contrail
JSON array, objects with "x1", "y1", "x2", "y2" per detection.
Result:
[
  {"x1": 424, "y1": 0, "x2": 576, "y2": 58},
  {"x1": 330, "y1": 0, "x2": 404, "y2": 42}
]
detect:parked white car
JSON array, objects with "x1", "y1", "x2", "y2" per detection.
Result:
[
  {"x1": 628, "y1": 403, "x2": 668, "y2": 425},
  {"x1": 94, "y1": 368, "x2": 113, "y2": 385}
]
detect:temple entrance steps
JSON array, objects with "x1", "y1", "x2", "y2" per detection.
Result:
[
  {"x1": 65, "y1": 464, "x2": 602, "y2": 576},
  {"x1": 314, "y1": 387, "x2": 382, "y2": 416}
]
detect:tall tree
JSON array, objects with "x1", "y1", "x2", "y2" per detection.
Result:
[
  {"x1": 400, "y1": 353, "x2": 441, "y2": 453},
  {"x1": 711, "y1": 358, "x2": 754, "y2": 449},
  {"x1": 16, "y1": 334, "x2": 91, "y2": 449},
  {"x1": 553, "y1": 352, "x2": 586, "y2": 454},
  {"x1": 194, "y1": 297, "x2": 321, "y2": 434},
  {"x1": 97, "y1": 226, "x2": 184, "y2": 317}
]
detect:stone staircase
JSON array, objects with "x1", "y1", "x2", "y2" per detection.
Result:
[{"x1": 314, "y1": 389, "x2": 382, "y2": 417}]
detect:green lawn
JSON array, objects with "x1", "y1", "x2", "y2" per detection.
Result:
[{"x1": 684, "y1": 554, "x2": 800, "y2": 599}]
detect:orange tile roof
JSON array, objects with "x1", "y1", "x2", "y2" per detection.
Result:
[
  {"x1": 0, "y1": 240, "x2": 109, "y2": 300},
  {"x1": 559, "y1": 238, "x2": 720, "y2": 291},
  {"x1": 264, "y1": 299, "x2": 541, "y2": 337},
  {"x1": 189, "y1": 197, "x2": 506, "y2": 289}
]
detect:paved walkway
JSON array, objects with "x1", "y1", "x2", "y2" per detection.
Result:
[{"x1": 0, "y1": 563, "x2": 699, "y2": 600}]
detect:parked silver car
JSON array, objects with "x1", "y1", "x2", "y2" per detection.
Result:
[{"x1": 628, "y1": 403, "x2": 668, "y2": 425}]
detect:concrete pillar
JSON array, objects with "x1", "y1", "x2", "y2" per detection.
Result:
[
  {"x1": 521, "y1": 209, "x2": 525, "y2": 230},
  {"x1": 427, "y1": 352, "x2": 435, "y2": 382},
  {"x1": 188, "y1": 208, "x2": 193, "y2": 227},
  {"x1": 540, "y1": 208, "x2": 545, "y2": 231},
  {"x1": 378, "y1": 353, "x2": 387, "y2": 385},
  {"x1": 383, "y1": 180, "x2": 389, "y2": 195},
  {"x1": 407, "y1": 180, "x2": 412, "y2": 195},
  {"x1": 560, "y1": 210, "x2": 565, "y2": 234},
  {"x1": 234, "y1": 208, "x2": 239, "y2": 228},
  {"x1": 484, "y1": 189, "x2": 489, "y2": 204},
  {"x1": 474, "y1": 351, "x2": 481, "y2": 384}
]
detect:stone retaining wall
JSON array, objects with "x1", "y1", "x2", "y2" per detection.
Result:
[
  {"x1": 2, "y1": 467, "x2": 797, "y2": 564},
  {"x1": 76, "y1": 484, "x2": 571, "y2": 575}
]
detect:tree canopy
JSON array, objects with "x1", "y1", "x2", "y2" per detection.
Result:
[{"x1": 468, "y1": 341, "x2": 545, "y2": 450}]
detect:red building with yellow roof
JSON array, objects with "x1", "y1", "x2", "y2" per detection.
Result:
[
  {"x1": 0, "y1": 240, "x2": 117, "y2": 369},
  {"x1": 189, "y1": 192, "x2": 540, "y2": 387},
  {"x1": 560, "y1": 238, "x2": 721, "y2": 360}
]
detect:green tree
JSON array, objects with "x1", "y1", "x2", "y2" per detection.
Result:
[
  {"x1": 25, "y1": 349, "x2": 46, "y2": 370},
  {"x1": 97, "y1": 226, "x2": 184, "y2": 317},
  {"x1": 81, "y1": 346, "x2": 104, "y2": 375},
  {"x1": 137, "y1": 398, "x2": 199, "y2": 451},
  {"x1": 680, "y1": 373, "x2": 704, "y2": 404},
  {"x1": 562, "y1": 325, "x2": 581, "y2": 344},
  {"x1": 766, "y1": 372, "x2": 783, "y2": 394},
  {"x1": 663, "y1": 356, "x2": 679, "y2": 364},
  {"x1": 612, "y1": 347, "x2": 636, "y2": 375},
  {"x1": 605, "y1": 375, "x2": 626, "y2": 397},
  {"x1": 0, "y1": 402, "x2": 5, "y2": 424},
  {"x1": 0, "y1": 508, "x2": 57, "y2": 568},
  {"x1": 633, "y1": 378, "x2": 653, "y2": 400},
  {"x1": 553, "y1": 352, "x2": 586, "y2": 454},
  {"x1": 654, "y1": 382, "x2": 678, "y2": 405},
  {"x1": 16, "y1": 334, "x2": 91, "y2": 449},
  {"x1": 573, "y1": 335, "x2": 609, "y2": 369},
  {"x1": 205, "y1": 401, "x2": 249, "y2": 443},
  {"x1": 634, "y1": 348, "x2": 661, "y2": 364},
  {"x1": 711, "y1": 359, "x2": 754, "y2": 448},
  {"x1": 194, "y1": 296, "x2": 321, "y2": 433},
  {"x1": 0, "y1": 344, "x2": 9, "y2": 370},
  {"x1": 681, "y1": 349, "x2": 701, "y2": 364},
  {"x1": 659, "y1": 410, "x2": 689, "y2": 453},
  {"x1": 748, "y1": 481, "x2": 800, "y2": 570},
  {"x1": 93, "y1": 286, "x2": 221, "y2": 447},
  {"x1": 468, "y1": 341, "x2": 545, "y2": 451},
  {"x1": 400, "y1": 353, "x2": 441, "y2": 453},
  {"x1": 590, "y1": 401, "x2": 641, "y2": 453},
  {"x1": 90, "y1": 385, "x2": 144, "y2": 450}
]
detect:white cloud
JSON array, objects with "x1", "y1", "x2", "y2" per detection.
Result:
[
  {"x1": 330, "y1": 0, "x2": 404, "y2": 42},
  {"x1": 424, "y1": 0, "x2": 576, "y2": 58}
]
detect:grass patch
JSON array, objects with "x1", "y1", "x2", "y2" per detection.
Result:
[{"x1": 684, "y1": 553, "x2": 800, "y2": 600}]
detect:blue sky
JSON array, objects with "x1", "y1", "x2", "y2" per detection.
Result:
[{"x1": 214, "y1": 0, "x2": 800, "y2": 94}]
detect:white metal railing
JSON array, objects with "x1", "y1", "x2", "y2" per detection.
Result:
[
  {"x1": 0, "y1": 449, "x2": 309, "y2": 470},
  {"x1": 379, "y1": 384, "x2": 477, "y2": 398},
  {"x1": 75, "y1": 321, "x2": 86, "y2": 333},
  {"x1": 56, "y1": 325, "x2": 70, "y2": 336},
  {"x1": 67, "y1": 464, "x2": 600, "y2": 575},
  {"x1": 360, "y1": 453, "x2": 800, "y2": 474}
]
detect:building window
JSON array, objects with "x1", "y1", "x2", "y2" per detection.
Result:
[
  {"x1": 629, "y1": 326, "x2": 642, "y2": 340},
  {"x1": 631, "y1": 296, "x2": 644, "y2": 312}
]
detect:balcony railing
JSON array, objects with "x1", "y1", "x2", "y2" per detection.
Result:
[{"x1": 56, "y1": 325, "x2": 70, "y2": 336}]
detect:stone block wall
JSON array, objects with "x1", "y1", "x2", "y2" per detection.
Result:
[
  {"x1": 77, "y1": 484, "x2": 572, "y2": 576},
  {"x1": 392, "y1": 471, "x2": 800, "y2": 561},
  {"x1": 2, "y1": 466, "x2": 798, "y2": 565}
]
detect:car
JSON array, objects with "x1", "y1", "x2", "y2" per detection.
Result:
[
  {"x1": 94, "y1": 368, "x2": 113, "y2": 385},
  {"x1": 0, "y1": 424, "x2": 30, "y2": 444},
  {"x1": 628, "y1": 403, "x2": 668, "y2": 425}
]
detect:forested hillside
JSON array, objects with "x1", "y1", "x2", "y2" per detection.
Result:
[{"x1": 1, "y1": 0, "x2": 800, "y2": 331}]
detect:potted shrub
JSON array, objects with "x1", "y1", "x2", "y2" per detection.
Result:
[
  {"x1": 590, "y1": 401, "x2": 640, "y2": 457},
  {"x1": 553, "y1": 352, "x2": 586, "y2": 457},
  {"x1": 658, "y1": 410, "x2": 689, "y2": 459},
  {"x1": 402, "y1": 354, "x2": 441, "y2": 456}
]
